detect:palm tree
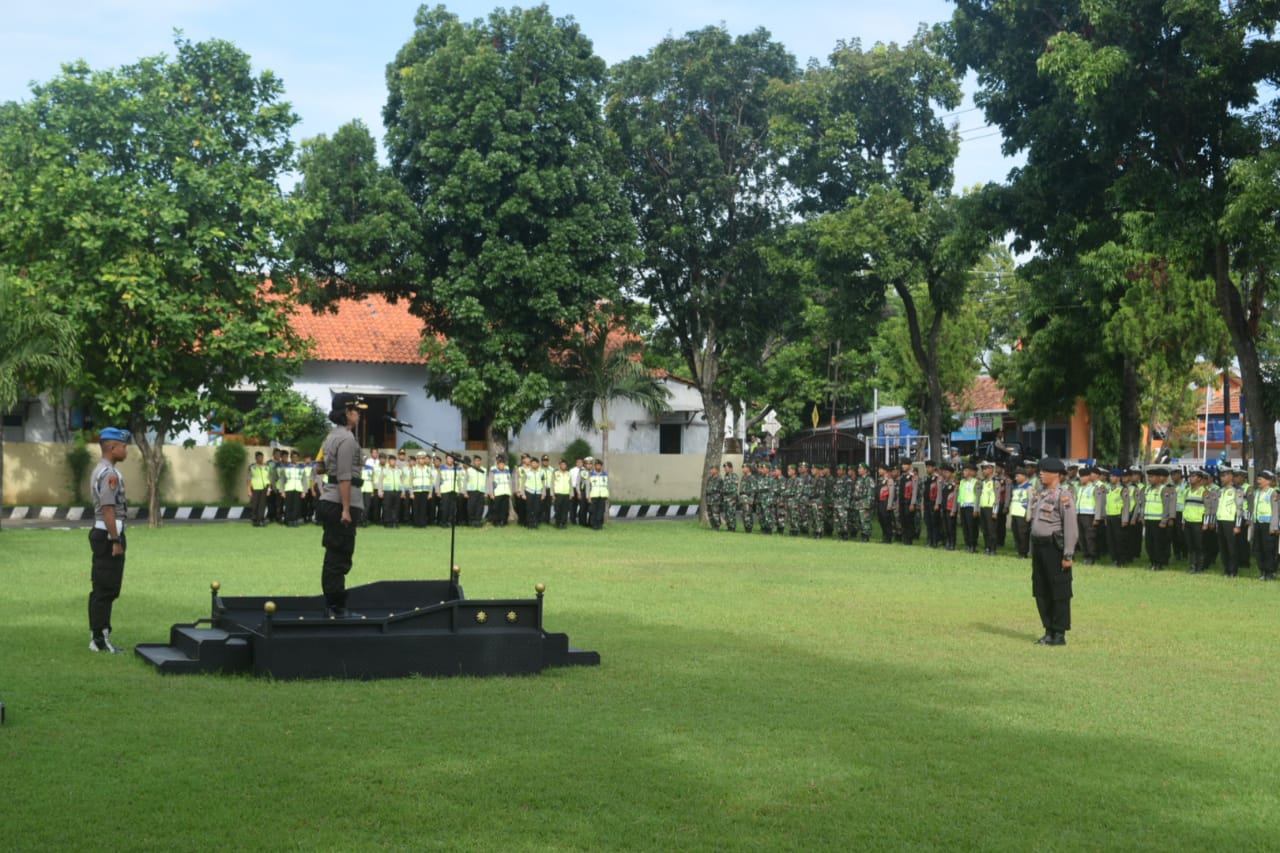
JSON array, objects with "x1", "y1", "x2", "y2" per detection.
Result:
[
  {"x1": 539, "y1": 309, "x2": 671, "y2": 467},
  {"x1": 0, "y1": 274, "x2": 80, "y2": 527}
]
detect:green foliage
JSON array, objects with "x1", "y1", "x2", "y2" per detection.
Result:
[
  {"x1": 0, "y1": 35, "x2": 311, "y2": 521},
  {"x1": 212, "y1": 439, "x2": 249, "y2": 504},
  {"x1": 65, "y1": 437, "x2": 93, "y2": 505},
  {"x1": 564, "y1": 437, "x2": 592, "y2": 463},
  {"x1": 236, "y1": 388, "x2": 329, "y2": 449},
  {"x1": 358, "y1": 4, "x2": 635, "y2": 438}
]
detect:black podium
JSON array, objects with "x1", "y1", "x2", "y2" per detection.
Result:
[{"x1": 136, "y1": 575, "x2": 600, "y2": 679}]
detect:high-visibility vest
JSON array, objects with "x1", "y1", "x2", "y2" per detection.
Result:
[
  {"x1": 553, "y1": 470, "x2": 572, "y2": 495},
  {"x1": 1217, "y1": 487, "x2": 1239, "y2": 522},
  {"x1": 1077, "y1": 483, "x2": 1097, "y2": 514},
  {"x1": 1183, "y1": 486, "x2": 1206, "y2": 524},
  {"x1": 412, "y1": 465, "x2": 432, "y2": 491},
  {"x1": 285, "y1": 464, "x2": 303, "y2": 492},
  {"x1": 382, "y1": 467, "x2": 401, "y2": 491},
  {"x1": 979, "y1": 479, "x2": 996, "y2": 509},
  {"x1": 958, "y1": 478, "x2": 977, "y2": 507},
  {"x1": 1105, "y1": 485, "x2": 1124, "y2": 516},
  {"x1": 1176, "y1": 483, "x2": 1188, "y2": 512},
  {"x1": 1255, "y1": 488, "x2": 1274, "y2": 524},
  {"x1": 466, "y1": 467, "x2": 486, "y2": 492},
  {"x1": 589, "y1": 471, "x2": 609, "y2": 499},
  {"x1": 250, "y1": 464, "x2": 271, "y2": 490},
  {"x1": 438, "y1": 467, "x2": 458, "y2": 494},
  {"x1": 1009, "y1": 483, "x2": 1030, "y2": 518},
  {"x1": 491, "y1": 468, "x2": 512, "y2": 497},
  {"x1": 1144, "y1": 486, "x2": 1164, "y2": 521}
]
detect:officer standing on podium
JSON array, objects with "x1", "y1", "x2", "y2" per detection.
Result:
[
  {"x1": 1028, "y1": 457, "x2": 1078, "y2": 646},
  {"x1": 317, "y1": 394, "x2": 366, "y2": 618}
]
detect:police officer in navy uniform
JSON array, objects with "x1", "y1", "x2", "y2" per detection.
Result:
[
  {"x1": 317, "y1": 394, "x2": 366, "y2": 618},
  {"x1": 1028, "y1": 456, "x2": 1078, "y2": 646},
  {"x1": 89, "y1": 426, "x2": 131, "y2": 653}
]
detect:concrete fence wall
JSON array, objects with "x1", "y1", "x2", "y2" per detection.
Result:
[{"x1": 2, "y1": 442, "x2": 722, "y2": 506}]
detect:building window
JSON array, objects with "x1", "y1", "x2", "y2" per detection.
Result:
[
  {"x1": 659, "y1": 423, "x2": 682, "y2": 455},
  {"x1": 2, "y1": 411, "x2": 24, "y2": 443}
]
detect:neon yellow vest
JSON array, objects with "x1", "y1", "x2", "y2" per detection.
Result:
[
  {"x1": 1144, "y1": 486, "x2": 1164, "y2": 521},
  {"x1": 1183, "y1": 486, "x2": 1206, "y2": 524}
]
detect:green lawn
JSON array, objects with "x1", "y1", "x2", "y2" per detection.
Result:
[{"x1": 2, "y1": 522, "x2": 1277, "y2": 851}]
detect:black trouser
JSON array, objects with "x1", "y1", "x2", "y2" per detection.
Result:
[
  {"x1": 525, "y1": 492, "x2": 542, "y2": 528},
  {"x1": 285, "y1": 490, "x2": 302, "y2": 526},
  {"x1": 1171, "y1": 513, "x2": 1185, "y2": 558},
  {"x1": 578, "y1": 492, "x2": 592, "y2": 526},
  {"x1": 959, "y1": 506, "x2": 978, "y2": 551},
  {"x1": 1253, "y1": 528, "x2": 1277, "y2": 577},
  {"x1": 980, "y1": 507, "x2": 997, "y2": 552},
  {"x1": 1126, "y1": 521, "x2": 1143, "y2": 564},
  {"x1": 1145, "y1": 519, "x2": 1170, "y2": 566},
  {"x1": 942, "y1": 509, "x2": 957, "y2": 549},
  {"x1": 590, "y1": 497, "x2": 607, "y2": 529},
  {"x1": 877, "y1": 501, "x2": 894, "y2": 543},
  {"x1": 489, "y1": 494, "x2": 510, "y2": 526},
  {"x1": 1031, "y1": 535, "x2": 1072, "y2": 634},
  {"x1": 317, "y1": 501, "x2": 363, "y2": 609},
  {"x1": 366, "y1": 494, "x2": 382, "y2": 526},
  {"x1": 382, "y1": 491, "x2": 401, "y2": 527},
  {"x1": 250, "y1": 488, "x2": 268, "y2": 525},
  {"x1": 924, "y1": 505, "x2": 939, "y2": 547},
  {"x1": 1201, "y1": 521, "x2": 1218, "y2": 570},
  {"x1": 413, "y1": 491, "x2": 430, "y2": 527},
  {"x1": 1105, "y1": 516, "x2": 1125, "y2": 563},
  {"x1": 1012, "y1": 516, "x2": 1030, "y2": 558},
  {"x1": 554, "y1": 493, "x2": 571, "y2": 527},
  {"x1": 1237, "y1": 524, "x2": 1251, "y2": 569},
  {"x1": 1077, "y1": 515, "x2": 1097, "y2": 560},
  {"x1": 1217, "y1": 520, "x2": 1239, "y2": 575},
  {"x1": 88, "y1": 528, "x2": 126, "y2": 639},
  {"x1": 1184, "y1": 521, "x2": 1205, "y2": 571},
  {"x1": 514, "y1": 495, "x2": 527, "y2": 526},
  {"x1": 467, "y1": 491, "x2": 485, "y2": 527},
  {"x1": 996, "y1": 511, "x2": 1008, "y2": 546},
  {"x1": 899, "y1": 506, "x2": 916, "y2": 545},
  {"x1": 541, "y1": 492, "x2": 552, "y2": 524},
  {"x1": 439, "y1": 492, "x2": 457, "y2": 527}
]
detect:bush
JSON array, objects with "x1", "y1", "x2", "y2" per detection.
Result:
[
  {"x1": 564, "y1": 437, "x2": 593, "y2": 463},
  {"x1": 66, "y1": 436, "x2": 93, "y2": 505},
  {"x1": 213, "y1": 439, "x2": 249, "y2": 504}
]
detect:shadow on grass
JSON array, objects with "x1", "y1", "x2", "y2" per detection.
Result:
[{"x1": 972, "y1": 621, "x2": 1037, "y2": 642}]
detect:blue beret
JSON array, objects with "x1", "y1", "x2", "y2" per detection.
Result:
[{"x1": 99, "y1": 427, "x2": 131, "y2": 443}]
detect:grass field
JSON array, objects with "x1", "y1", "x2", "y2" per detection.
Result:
[{"x1": 2, "y1": 521, "x2": 1278, "y2": 851}]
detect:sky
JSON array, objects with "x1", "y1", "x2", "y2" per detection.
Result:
[{"x1": 1, "y1": 0, "x2": 1019, "y2": 189}]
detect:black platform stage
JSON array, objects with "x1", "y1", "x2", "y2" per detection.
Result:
[{"x1": 136, "y1": 577, "x2": 600, "y2": 679}]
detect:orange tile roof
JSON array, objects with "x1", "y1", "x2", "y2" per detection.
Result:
[
  {"x1": 949, "y1": 375, "x2": 1011, "y2": 413},
  {"x1": 1195, "y1": 377, "x2": 1243, "y2": 416},
  {"x1": 292, "y1": 295, "x2": 427, "y2": 364}
]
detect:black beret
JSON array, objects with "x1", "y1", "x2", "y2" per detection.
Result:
[{"x1": 1038, "y1": 457, "x2": 1066, "y2": 473}]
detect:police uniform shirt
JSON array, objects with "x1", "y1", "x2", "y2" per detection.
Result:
[
  {"x1": 319, "y1": 425, "x2": 364, "y2": 511},
  {"x1": 91, "y1": 457, "x2": 127, "y2": 534},
  {"x1": 1028, "y1": 483, "x2": 1079, "y2": 556}
]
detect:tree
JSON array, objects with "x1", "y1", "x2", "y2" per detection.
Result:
[
  {"x1": 0, "y1": 36, "x2": 309, "y2": 525},
  {"x1": 606, "y1": 26, "x2": 798, "y2": 513},
  {"x1": 335, "y1": 4, "x2": 637, "y2": 451},
  {"x1": 0, "y1": 275, "x2": 80, "y2": 527},
  {"x1": 771, "y1": 34, "x2": 989, "y2": 461},
  {"x1": 947, "y1": 0, "x2": 1280, "y2": 467},
  {"x1": 538, "y1": 304, "x2": 672, "y2": 466}
]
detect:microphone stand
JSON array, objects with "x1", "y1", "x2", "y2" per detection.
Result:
[{"x1": 383, "y1": 418, "x2": 486, "y2": 593}]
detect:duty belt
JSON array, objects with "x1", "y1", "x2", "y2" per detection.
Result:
[{"x1": 326, "y1": 475, "x2": 364, "y2": 487}]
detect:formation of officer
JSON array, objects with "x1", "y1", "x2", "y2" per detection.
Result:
[{"x1": 701, "y1": 456, "x2": 1280, "y2": 580}]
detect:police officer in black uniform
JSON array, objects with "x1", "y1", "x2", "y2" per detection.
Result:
[
  {"x1": 88, "y1": 426, "x2": 131, "y2": 653},
  {"x1": 317, "y1": 394, "x2": 366, "y2": 618},
  {"x1": 1029, "y1": 456, "x2": 1078, "y2": 646}
]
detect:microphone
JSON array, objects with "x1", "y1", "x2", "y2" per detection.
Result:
[{"x1": 384, "y1": 415, "x2": 414, "y2": 428}]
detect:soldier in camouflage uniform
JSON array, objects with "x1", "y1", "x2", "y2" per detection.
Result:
[
  {"x1": 808, "y1": 465, "x2": 828, "y2": 539},
  {"x1": 739, "y1": 462, "x2": 757, "y2": 533},
  {"x1": 777, "y1": 464, "x2": 794, "y2": 534},
  {"x1": 761, "y1": 466, "x2": 780, "y2": 533},
  {"x1": 834, "y1": 464, "x2": 853, "y2": 541},
  {"x1": 852, "y1": 461, "x2": 876, "y2": 542},
  {"x1": 790, "y1": 462, "x2": 810, "y2": 536},
  {"x1": 705, "y1": 464, "x2": 723, "y2": 530},
  {"x1": 721, "y1": 461, "x2": 740, "y2": 532}
]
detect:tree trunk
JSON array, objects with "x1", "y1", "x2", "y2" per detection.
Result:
[
  {"x1": 600, "y1": 398, "x2": 610, "y2": 469},
  {"x1": 699, "y1": 387, "x2": 727, "y2": 524},
  {"x1": 1118, "y1": 355, "x2": 1142, "y2": 467},
  {"x1": 1213, "y1": 246, "x2": 1275, "y2": 469},
  {"x1": 896, "y1": 280, "x2": 946, "y2": 461},
  {"x1": 0, "y1": 430, "x2": 6, "y2": 531},
  {"x1": 134, "y1": 427, "x2": 166, "y2": 529}
]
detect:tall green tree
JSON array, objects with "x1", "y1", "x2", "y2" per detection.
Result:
[
  {"x1": 772, "y1": 33, "x2": 990, "y2": 460},
  {"x1": 948, "y1": 0, "x2": 1280, "y2": 466},
  {"x1": 538, "y1": 304, "x2": 671, "y2": 466},
  {"x1": 364, "y1": 4, "x2": 634, "y2": 450},
  {"x1": 0, "y1": 36, "x2": 309, "y2": 524},
  {"x1": 606, "y1": 26, "x2": 798, "y2": 509},
  {"x1": 0, "y1": 275, "x2": 80, "y2": 527}
]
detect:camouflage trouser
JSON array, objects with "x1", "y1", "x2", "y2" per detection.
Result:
[
  {"x1": 834, "y1": 505, "x2": 850, "y2": 539},
  {"x1": 723, "y1": 499, "x2": 738, "y2": 530},
  {"x1": 739, "y1": 498, "x2": 755, "y2": 531},
  {"x1": 809, "y1": 500, "x2": 825, "y2": 537},
  {"x1": 707, "y1": 497, "x2": 723, "y2": 529},
  {"x1": 853, "y1": 506, "x2": 874, "y2": 539},
  {"x1": 758, "y1": 499, "x2": 775, "y2": 532},
  {"x1": 788, "y1": 498, "x2": 807, "y2": 533}
]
